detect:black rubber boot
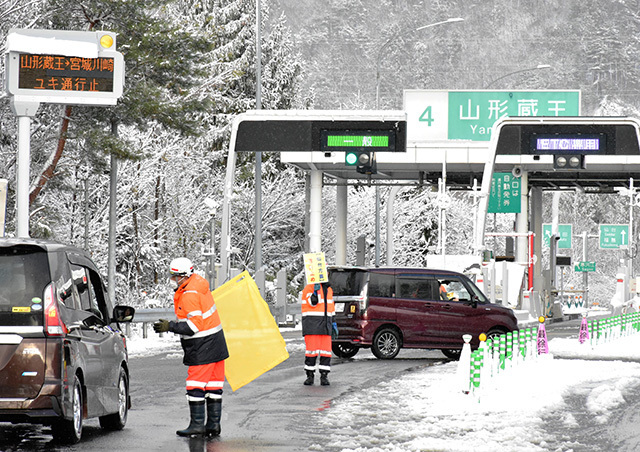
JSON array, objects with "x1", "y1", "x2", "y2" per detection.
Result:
[
  {"x1": 176, "y1": 401, "x2": 206, "y2": 437},
  {"x1": 205, "y1": 398, "x2": 222, "y2": 438},
  {"x1": 320, "y1": 371, "x2": 330, "y2": 386},
  {"x1": 303, "y1": 370, "x2": 314, "y2": 386}
]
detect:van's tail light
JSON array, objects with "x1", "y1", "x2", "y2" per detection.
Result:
[
  {"x1": 44, "y1": 282, "x2": 67, "y2": 336},
  {"x1": 357, "y1": 296, "x2": 367, "y2": 313}
]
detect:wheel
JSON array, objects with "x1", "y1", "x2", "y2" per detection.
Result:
[
  {"x1": 52, "y1": 375, "x2": 83, "y2": 444},
  {"x1": 371, "y1": 327, "x2": 401, "y2": 359},
  {"x1": 486, "y1": 328, "x2": 506, "y2": 343},
  {"x1": 99, "y1": 368, "x2": 129, "y2": 430},
  {"x1": 442, "y1": 348, "x2": 462, "y2": 360},
  {"x1": 332, "y1": 343, "x2": 359, "y2": 358}
]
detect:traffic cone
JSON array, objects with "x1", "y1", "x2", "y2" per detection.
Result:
[
  {"x1": 470, "y1": 350, "x2": 482, "y2": 401},
  {"x1": 456, "y1": 334, "x2": 473, "y2": 394},
  {"x1": 498, "y1": 334, "x2": 506, "y2": 370},
  {"x1": 578, "y1": 314, "x2": 589, "y2": 344},
  {"x1": 536, "y1": 316, "x2": 548, "y2": 354}
]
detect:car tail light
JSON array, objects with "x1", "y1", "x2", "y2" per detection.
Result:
[
  {"x1": 43, "y1": 282, "x2": 67, "y2": 336},
  {"x1": 357, "y1": 296, "x2": 367, "y2": 314}
]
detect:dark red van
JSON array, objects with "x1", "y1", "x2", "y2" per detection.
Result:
[
  {"x1": 329, "y1": 266, "x2": 518, "y2": 359},
  {"x1": 0, "y1": 239, "x2": 135, "y2": 443}
]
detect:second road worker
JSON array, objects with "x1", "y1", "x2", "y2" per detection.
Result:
[{"x1": 301, "y1": 282, "x2": 335, "y2": 386}]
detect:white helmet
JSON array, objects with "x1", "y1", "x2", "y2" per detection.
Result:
[{"x1": 169, "y1": 257, "x2": 194, "y2": 277}]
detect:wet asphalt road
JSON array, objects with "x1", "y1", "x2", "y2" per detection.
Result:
[
  {"x1": 0, "y1": 330, "x2": 448, "y2": 452},
  {"x1": 3, "y1": 319, "x2": 640, "y2": 451}
]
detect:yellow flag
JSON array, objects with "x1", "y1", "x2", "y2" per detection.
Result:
[{"x1": 213, "y1": 271, "x2": 289, "y2": 391}]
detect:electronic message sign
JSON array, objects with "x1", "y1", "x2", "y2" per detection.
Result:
[
  {"x1": 5, "y1": 29, "x2": 124, "y2": 106},
  {"x1": 320, "y1": 130, "x2": 396, "y2": 152}
]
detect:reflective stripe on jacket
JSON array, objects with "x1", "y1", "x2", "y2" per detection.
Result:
[
  {"x1": 174, "y1": 273, "x2": 229, "y2": 366},
  {"x1": 301, "y1": 283, "x2": 334, "y2": 336}
]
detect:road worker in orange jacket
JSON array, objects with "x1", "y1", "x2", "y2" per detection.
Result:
[
  {"x1": 154, "y1": 257, "x2": 229, "y2": 438},
  {"x1": 301, "y1": 282, "x2": 335, "y2": 386}
]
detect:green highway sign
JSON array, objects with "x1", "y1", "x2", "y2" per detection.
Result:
[
  {"x1": 448, "y1": 91, "x2": 580, "y2": 141},
  {"x1": 599, "y1": 224, "x2": 629, "y2": 249},
  {"x1": 488, "y1": 172, "x2": 521, "y2": 213},
  {"x1": 542, "y1": 224, "x2": 572, "y2": 249},
  {"x1": 574, "y1": 261, "x2": 596, "y2": 272},
  {"x1": 404, "y1": 90, "x2": 581, "y2": 142}
]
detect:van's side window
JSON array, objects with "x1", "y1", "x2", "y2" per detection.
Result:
[
  {"x1": 438, "y1": 277, "x2": 471, "y2": 302},
  {"x1": 368, "y1": 273, "x2": 394, "y2": 297},
  {"x1": 86, "y1": 268, "x2": 108, "y2": 321},
  {"x1": 70, "y1": 264, "x2": 104, "y2": 321},
  {"x1": 396, "y1": 278, "x2": 438, "y2": 300},
  {"x1": 51, "y1": 252, "x2": 79, "y2": 310}
]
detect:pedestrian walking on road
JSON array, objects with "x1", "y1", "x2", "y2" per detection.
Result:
[
  {"x1": 301, "y1": 282, "x2": 335, "y2": 386},
  {"x1": 153, "y1": 257, "x2": 229, "y2": 438}
]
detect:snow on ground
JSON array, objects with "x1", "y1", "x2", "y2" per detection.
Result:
[
  {"x1": 312, "y1": 334, "x2": 640, "y2": 452},
  {"x1": 126, "y1": 321, "x2": 640, "y2": 451}
]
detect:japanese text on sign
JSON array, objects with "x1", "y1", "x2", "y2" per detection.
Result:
[
  {"x1": 303, "y1": 252, "x2": 328, "y2": 285},
  {"x1": 448, "y1": 91, "x2": 580, "y2": 141},
  {"x1": 488, "y1": 173, "x2": 521, "y2": 213},
  {"x1": 18, "y1": 53, "x2": 115, "y2": 93}
]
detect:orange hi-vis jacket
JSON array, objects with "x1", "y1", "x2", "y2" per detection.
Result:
[
  {"x1": 170, "y1": 273, "x2": 229, "y2": 366},
  {"x1": 301, "y1": 283, "x2": 335, "y2": 336}
]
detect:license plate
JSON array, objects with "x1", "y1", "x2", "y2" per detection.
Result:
[{"x1": 334, "y1": 303, "x2": 345, "y2": 313}]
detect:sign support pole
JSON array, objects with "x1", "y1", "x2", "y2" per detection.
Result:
[
  {"x1": 10, "y1": 99, "x2": 40, "y2": 238},
  {"x1": 16, "y1": 115, "x2": 31, "y2": 238}
]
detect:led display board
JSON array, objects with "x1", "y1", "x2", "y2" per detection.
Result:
[
  {"x1": 5, "y1": 29, "x2": 124, "y2": 106},
  {"x1": 17, "y1": 53, "x2": 116, "y2": 93},
  {"x1": 320, "y1": 130, "x2": 396, "y2": 152},
  {"x1": 530, "y1": 134, "x2": 605, "y2": 154}
]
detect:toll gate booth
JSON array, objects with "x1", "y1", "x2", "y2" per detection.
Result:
[
  {"x1": 476, "y1": 116, "x2": 640, "y2": 317},
  {"x1": 222, "y1": 110, "x2": 640, "y2": 319}
]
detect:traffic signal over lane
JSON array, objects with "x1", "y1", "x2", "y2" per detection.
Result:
[
  {"x1": 344, "y1": 150, "x2": 377, "y2": 175},
  {"x1": 553, "y1": 154, "x2": 585, "y2": 170}
]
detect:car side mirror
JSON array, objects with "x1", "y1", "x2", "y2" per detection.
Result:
[
  {"x1": 113, "y1": 305, "x2": 135, "y2": 323},
  {"x1": 469, "y1": 296, "x2": 478, "y2": 309}
]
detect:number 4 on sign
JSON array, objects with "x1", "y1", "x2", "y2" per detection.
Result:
[{"x1": 419, "y1": 106, "x2": 434, "y2": 126}]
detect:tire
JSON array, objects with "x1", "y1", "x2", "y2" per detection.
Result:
[
  {"x1": 99, "y1": 368, "x2": 129, "y2": 431},
  {"x1": 486, "y1": 328, "x2": 506, "y2": 343},
  {"x1": 332, "y1": 343, "x2": 359, "y2": 359},
  {"x1": 371, "y1": 327, "x2": 401, "y2": 359},
  {"x1": 52, "y1": 375, "x2": 83, "y2": 444},
  {"x1": 442, "y1": 348, "x2": 462, "y2": 360}
]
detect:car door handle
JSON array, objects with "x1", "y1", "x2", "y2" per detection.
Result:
[
  {"x1": 423, "y1": 303, "x2": 434, "y2": 309},
  {"x1": 442, "y1": 304, "x2": 453, "y2": 311}
]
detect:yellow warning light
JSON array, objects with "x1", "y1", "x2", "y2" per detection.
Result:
[
  {"x1": 538, "y1": 316, "x2": 545, "y2": 323},
  {"x1": 100, "y1": 34, "x2": 114, "y2": 49},
  {"x1": 479, "y1": 333, "x2": 487, "y2": 342}
]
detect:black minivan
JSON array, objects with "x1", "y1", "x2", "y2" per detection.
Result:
[
  {"x1": 0, "y1": 239, "x2": 135, "y2": 443},
  {"x1": 329, "y1": 266, "x2": 518, "y2": 360}
]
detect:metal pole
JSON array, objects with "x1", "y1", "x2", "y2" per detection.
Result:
[
  {"x1": 16, "y1": 116, "x2": 31, "y2": 238},
  {"x1": 484, "y1": 64, "x2": 551, "y2": 89},
  {"x1": 582, "y1": 231, "x2": 588, "y2": 306},
  {"x1": 629, "y1": 177, "x2": 634, "y2": 278},
  {"x1": 309, "y1": 171, "x2": 323, "y2": 253},
  {"x1": 375, "y1": 187, "x2": 380, "y2": 266},
  {"x1": 386, "y1": 186, "x2": 401, "y2": 265},
  {"x1": 210, "y1": 214, "x2": 216, "y2": 288},
  {"x1": 374, "y1": 18, "x2": 463, "y2": 264},
  {"x1": 108, "y1": 150, "x2": 117, "y2": 304},
  {"x1": 254, "y1": 0, "x2": 263, "y2": 274},
  {"x1": 336, "y1": 181, "x2": 348, "y2": 265}
]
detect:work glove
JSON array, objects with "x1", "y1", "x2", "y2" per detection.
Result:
[
  {"x1": 153, "y1": 319, "x2": 170, "y2": 333},
  {"x1": 310, "y1": 292, "x2": 319, "y2": 306}
]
